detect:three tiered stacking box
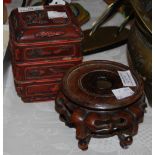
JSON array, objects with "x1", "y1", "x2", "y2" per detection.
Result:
[{"x1": 8, "y1": 4, "x2": 83, "y2": 102}]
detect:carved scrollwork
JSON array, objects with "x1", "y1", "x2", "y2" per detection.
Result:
[
  {"x1": 55, "y1": 95, "x2": 73, "y2": 127},
  {"x1": 55, "y1": 91, "x2": 147, "y2": 151},
  {"x1": 28, "y1": 49, "x2": 43, "y2": 58},
  {"x1": 23, "y1": 11, "x2": 48, "y2": 25},
  {"x1": 28, "y1": 49, "x2": 52, "y2": 58},
  {"x1": 27, "y1": 47, "x2": 67, "y2": 59},
  {"x1": 13, "y1": 15, "x2": 18, "y2": 29},
  {"x1": 26, "y1": 67, "x2": 64, "y2": 79},
  {"x1": 35, "y1": 31, "x2": 65, "y2": 38},
  {"x1": 16, "y1": 31, "x2": 24, "y2": 41}
]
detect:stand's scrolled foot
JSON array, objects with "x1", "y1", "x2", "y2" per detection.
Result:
[
  {"x1": 118, "y1": 135, "x2": 133, "y2": 149},
  {"x1": 78, "y1": 137, "x2": 91, "y2": 151}
]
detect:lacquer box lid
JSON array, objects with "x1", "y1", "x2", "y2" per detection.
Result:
[{"x1": 9, "y1": 4, "x2": 83, "y2": 44}]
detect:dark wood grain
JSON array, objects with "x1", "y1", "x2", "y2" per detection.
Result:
[{"x1": 55, "y1": 60, "x2": 147, "y2": 150}]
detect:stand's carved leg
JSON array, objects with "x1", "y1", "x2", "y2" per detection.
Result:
[
  {"x1": 131, "y1": 123, "x2": 139, "y2": 136},
  {"x1": 59, "y1": 114, "x2": 74, "y2": 128},
  {"x1": 75, "y1": 125, "x2": 91, "y2": 150},
  {"x1": 55, "y1": 97, "x2": 73, "y2": 128},
  {"x1": 118, "y1": 134, "x2": 133, "y2": 149}
]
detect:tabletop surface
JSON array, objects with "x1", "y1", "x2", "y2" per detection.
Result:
[{"x1": 3, "y1": 0, "x2": 152, "y2": 155}]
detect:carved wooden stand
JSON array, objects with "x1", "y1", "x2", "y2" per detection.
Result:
[{"x1": 55, "y1": 60, "x2": 147, "y2": 150}]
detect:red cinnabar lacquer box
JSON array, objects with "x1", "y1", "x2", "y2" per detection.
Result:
[{"x1": 8, "y1": 4, "x2": 83, "y2": 102}]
